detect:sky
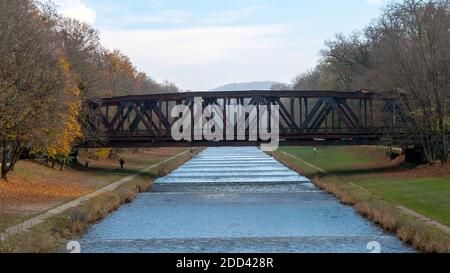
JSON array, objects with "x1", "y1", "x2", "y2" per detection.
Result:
[{"x1": 50, "y1": 0, "x2": 389, "y2": 91}]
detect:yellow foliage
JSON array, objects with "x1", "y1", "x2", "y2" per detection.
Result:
[
  {"x1": 37, "y1": 58, "x2": 82, "y2": 158},
  {"x1": 59, "y1": 58, "x2": 71, "y2": 74},
  {"x1": 93, "y1": 148, "x2": 111, "y2": 160},
  {"x1": 445, "y1": 116, "x2": 450, "y2": 130}
]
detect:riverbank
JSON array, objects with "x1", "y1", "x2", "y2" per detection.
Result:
[
  {"x1": 269, "y1": 147, "x2": 450, "y2": 253},
  {"x1": 0, "y1": 148, "x2": 200, "y2": 253}
]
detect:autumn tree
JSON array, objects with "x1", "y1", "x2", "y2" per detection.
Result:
[
  {"x1": 57, "y1": 18, "x2": 108, "y2": 146},
  {"x1": 57, "y1": 18, "x2": 180, "y2": 146},
  {"x1": 102, "y1": 50, "x2": 179, "y2": 96},
  {"x1": 0, "y1": 0, "x2": 180, "y2": 180},
  {"x1": 0, "y1": 0, "x2": 81, "y2": 179},
  {"x1": 31, "y1": 59, "x2": 82, "y2": 170}
]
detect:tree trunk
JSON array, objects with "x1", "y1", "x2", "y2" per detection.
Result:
[
  {"x1": 1, "y1": 146, "x2": 9, "y2": 180},
  {"x1": 1, "y1": 142, "x2": 23, "y2": 176},
  {"x1": 443, "y1": 125, "x2": 448, "y2": 163},
  {"x1": 60, "y1": 159, "x2": 65, "y2": 171}
]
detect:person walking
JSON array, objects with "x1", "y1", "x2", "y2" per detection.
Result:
[{"x1": 119, "y1": 158, "x2": 125, "y2": 170}]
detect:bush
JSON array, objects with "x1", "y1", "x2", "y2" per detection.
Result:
[
  {"x1": 88, "y1": 148, "x2": 112, "y2": 160},
  {"x1": 387, "y1": 151, "x2": 401, "y2": 160}
]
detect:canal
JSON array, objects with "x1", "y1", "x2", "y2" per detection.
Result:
[{"x1": 80, "y1": 147, "x2": 414, "y2": 253}]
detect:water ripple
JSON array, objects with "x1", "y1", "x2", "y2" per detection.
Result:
[{"x1": 81, "y1": 147, "x2": 414, "y2": 253}]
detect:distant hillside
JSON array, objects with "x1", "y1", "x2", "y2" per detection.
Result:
[{"x1": 211, "y1": 81, "x2": 280, "y2": 91}]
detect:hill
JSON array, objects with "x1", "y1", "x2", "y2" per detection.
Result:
[{"x1": 211, "y1": 81, "x2": 280, "y2": 91}]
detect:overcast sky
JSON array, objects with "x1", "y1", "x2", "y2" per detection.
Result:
[{"x1": 50, "y1": 0, "x2": 388, "y2": 91}]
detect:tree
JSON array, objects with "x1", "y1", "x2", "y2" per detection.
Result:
[
  {"x1": 0, "y1": 0, "x2": 181, "y2": 180},
  {"x1": 271, "y1": 83, "x2": 291, "y2": 90},
  {"x1": 292, "y1": 67, "x2": 324, "y2": 90},
  {"x1": 0, "y1": 0, "x2": 81, "y2": 179},
  {"x1": 32, "y1": 58, "x2": 82, "y2": 169},
  {"x1": 291, "y1": 0, "x2": 449, "y2": 163},
  {"x1": 57, "y1": 18, "x2": 108, "y2": 146},
  {"x1": 320, "y1": 32, "x2": 372, "y2": 90},
  {"x1": 370, "y1": 0, "x2": 450, "y2": 162}
]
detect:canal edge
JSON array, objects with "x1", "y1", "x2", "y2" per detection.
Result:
[
  {"x1": 0, "y1": 150, "x2": 200, "y2": 242},
  {"x1": 268, "y1": 150, "x2": 450, "y2": 253}
]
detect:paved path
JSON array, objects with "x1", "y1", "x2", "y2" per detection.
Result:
[
  {"x1": 397, "y1": 206, "x2": 450, "y2": 234},
  {"x1": 280, "y1": 151, "x2": 450, "y2": 235},
  {"x1": 0, "y1": 151, "x2": 189, "y2": 241}
]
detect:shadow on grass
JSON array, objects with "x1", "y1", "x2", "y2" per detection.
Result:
[
  {"x1": 70, "y1": 162, "x2": 157, "y2": 178},
  {"x1": 310, "y1": 162, "x2": 418, "y2": 178}
]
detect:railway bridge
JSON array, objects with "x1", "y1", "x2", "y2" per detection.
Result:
[{"x1": 88, "y1": 90, "x2": 407, "y2": 148}]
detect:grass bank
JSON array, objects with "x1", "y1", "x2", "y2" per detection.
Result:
[
  {"x1": 270, "y1": 146, "x2": 450, "y2": 253},
  {"x1": 0, "y1": 148, "x2": 201, "y2": 253}
]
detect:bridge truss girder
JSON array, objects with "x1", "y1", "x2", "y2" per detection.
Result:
[{"x1": 88, "y1": 90, "x2": 401, "y2": 148}]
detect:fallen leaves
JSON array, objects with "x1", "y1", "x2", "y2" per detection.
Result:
[{"x1": 0, "y1": 162, "x2": 90, "y2": 212}]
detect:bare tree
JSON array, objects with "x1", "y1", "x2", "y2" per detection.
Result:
[
  {"x1": 292, "y1": 67, "x2": 324, "y2": 90},
  {"x1": 292, "y1": 0, "x2": 449, "y2": 163},
  {"x1": 370, "y1": 0, "x2": 450, "y2": 162},
  {"x1": 271, "y1": 83, "x2": 291, "y2": 91}
]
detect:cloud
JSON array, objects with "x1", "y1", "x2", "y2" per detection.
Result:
[
  {"x1": 101, "y1": 25, "x2": 286, "y2": 65},
  {"x1": 100, "y1": 25, "x2": 317, "y2": 90},
  {"x1": 366, "y1": 0, "x2": 388, "y2": 6},
  {"x1": 123, "y1": 10, "x2": 191, "y2": 24},
  {"x1": 50, "y1": 0, "x2": 96, "y2": 24},
  {"x1": 108, "y1": 3, "x2": 266, "y2": 26},
  {"x1": 198, "y1": 4, "x2": 266, "y2": 25}
]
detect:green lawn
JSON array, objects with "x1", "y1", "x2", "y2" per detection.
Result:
[
  {"x1": 276, "y1": 146, "x2": 450, "y2": 227},
  {"x1": 280, "y1": 146, "x2": 387, "y2": 171},
  {"x1": 355, "y1": 177, "x2": 450, "y2": 226}
]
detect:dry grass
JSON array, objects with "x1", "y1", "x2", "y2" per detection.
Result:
[
  {"x1": 0, "y1": 148, "x2": 200, "y2": 253},
  {"x1": 78, "y1": 147, "x2": 187, "y2": 171},
  {"x1": 271, "y1": 151, "x2": 450, "y2": 253},
  {"x1": 0, "y1": 148, "x2": 186, "y2": 214}
]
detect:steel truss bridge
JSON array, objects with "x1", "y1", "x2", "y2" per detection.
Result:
[{"x1": 88, "y1": 90, "x2": 405, "y2": 148}]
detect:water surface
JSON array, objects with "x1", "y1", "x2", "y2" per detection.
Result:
[{"x1": 81, "y1": 147, "x2": 414, "y2": 253}]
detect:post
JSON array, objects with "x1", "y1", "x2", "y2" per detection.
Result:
[
  {"x1": 364, "y1": 99, "x2": 368, "y2": 127},
  {"x1": 299, "y1": 97, "x2": 303, "y2": 127},
  {"x1": 290, "y1": 97, "x2": 295, "y2": 133},
  {"x1": 159, "y1": 99, "x2": 163, "y2": 135},
  {"x1": 359, "y1": 99, "x2": 362, "y2": 128},
  {"x1": 223, "y1": 98, "x2": 227, "y2": 141}
]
